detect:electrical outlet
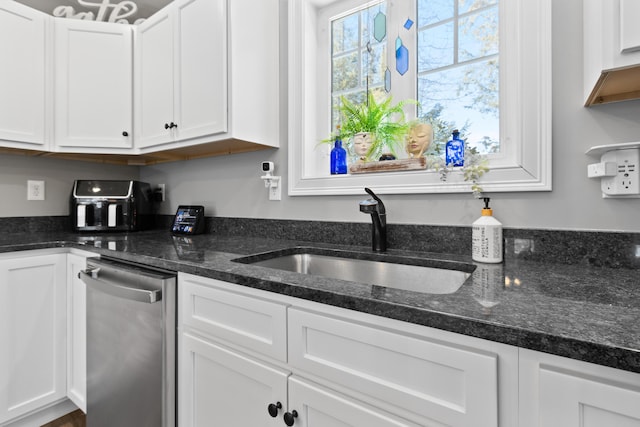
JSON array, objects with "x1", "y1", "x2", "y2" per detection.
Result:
[
  {"x1": 600, "y1": 149, "x2": 640, "y2": 197},
  {"x1": 269, "y1": 182, "x2": 281, "y2": 201},
  {"x1": 27, "y1": 180, "x2": 45, "y2": 201}
]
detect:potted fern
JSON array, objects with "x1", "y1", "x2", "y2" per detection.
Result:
[{"x1": 331, "y1": 93, "x2": 416, "y2": 162}]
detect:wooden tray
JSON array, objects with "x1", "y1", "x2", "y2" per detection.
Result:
[{"x1": 349, "y1": 157, "x2": 427, "y2": 174}]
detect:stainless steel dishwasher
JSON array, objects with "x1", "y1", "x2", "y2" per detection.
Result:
[{"x1": 79, "y1": 257, "x2": 176, "y2": 427}]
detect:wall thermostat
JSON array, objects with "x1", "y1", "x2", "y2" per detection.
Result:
[{"x1": 171, "y1": 205, "x2": 205, "y2": 234}]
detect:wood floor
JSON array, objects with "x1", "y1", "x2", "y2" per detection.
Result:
[{"x1": 41, "y1": 409, "x2": 86, "y2": 427}]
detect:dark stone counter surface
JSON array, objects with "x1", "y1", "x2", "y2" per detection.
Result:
[{"x1": 3, "y1": 229, "x2": 639, "y2": 374}]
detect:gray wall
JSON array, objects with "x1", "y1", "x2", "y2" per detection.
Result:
[
  {"x1": 2, "y1": 0, "x2": 640, "y2": 232},
  {"x1": 141, "y1": 0, "x2": 640, "y2": 232},
  {"x1": 0, "y1": 155, "x2": 138, "y2": 217}
]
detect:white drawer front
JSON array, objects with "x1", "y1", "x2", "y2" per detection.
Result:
[
  {"x1": 288, "y1": 308, "x2": 498, "y2": 427},
  {"x1": 180, "y1": 275, "x2": 288, "y2": 362}
]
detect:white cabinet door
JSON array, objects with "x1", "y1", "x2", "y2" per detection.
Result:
[
  {"x1": 620, "y1": 0, "x2": 640, "y2": 53},
  {"x1": 54, "y1": 19, "x2": 132, "y2": 150},
  {"x1": 584, "y1": 0, "x2": 640, "y2": 104},
  {"x1": 289, "y1": 308, "x2": 499, "y2": 427},
  {"x1": 66, "y1": 253, "x2": 89, "y2": 414},
  {"x1": 0, "y1": 2, "x2": 48, "y2": 148},
  {"x1": 174, "y1": 0, "x2": 227, "y2": 142},
  {"x1": 288, "y1": 377, "x2": 420, "y2": 427},
  {"x1": 227, "y1": 0, "x2": 279, "y2": 147},
  {"x1": 519, "y1": 349, "x2": 640, "y2": 427},
  {"x1": 0, "y1": 253, "x2": 67, "y2": 424},
  {"x1": 134, "y1": 0, "x2": 227, "y2": 151},
  {"x1": 179, "y1": 332, "x2": 288, "y2": 427},
  {"x1": 134, "y1": 4, "x2": 175, "y2": 148}
]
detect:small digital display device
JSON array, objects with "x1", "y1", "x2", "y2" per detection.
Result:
[{"x1": 171, "y1": 205, "x2": 205, "y2": 235}]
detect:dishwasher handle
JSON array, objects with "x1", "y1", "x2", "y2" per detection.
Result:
[{"x1": 79, "y1": 269, "x2": 162, "y2": 304}]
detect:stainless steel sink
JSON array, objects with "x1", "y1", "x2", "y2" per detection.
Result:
[{"x1": 233, "y1": 248, "x2": 474, "y2": 295}]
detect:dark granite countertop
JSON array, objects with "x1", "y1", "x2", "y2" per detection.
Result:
[{"x1": 3, "y1": 230, "x2": 639, "y2": 374}]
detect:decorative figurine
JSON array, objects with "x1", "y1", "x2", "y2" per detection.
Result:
[
  {"x1": 353, "y1": 132, "x2": 373, "y2": 162},
  {"x1": 405, "y1": 123, "x2": 433, "y2": 158}
]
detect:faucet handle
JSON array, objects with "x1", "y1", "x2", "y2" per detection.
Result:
[
  {"x1": 364, "y1": 188, "x2": 385, "y2": 214},
  {"x1": 359, "y1": 198, "x2": 378, "y2": 213}
]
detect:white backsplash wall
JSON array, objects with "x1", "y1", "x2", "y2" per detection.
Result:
[
  {"x1": 140, "y1": 0, "x2": 640, "y2": 233},
  {"x1": 0, "y1": 154, "x2": 139, "y2": 217}
]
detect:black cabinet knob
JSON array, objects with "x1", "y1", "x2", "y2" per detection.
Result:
[
  {"x1": 122, "y1": 131, "x2": 128, "y2": 137},
  {"x1": 267, "y1": 402, "x2": 282, "y2": 417},
  {"x1": 283, "y1": 410, "x2": 298, "y2": 426},
  {"x1": 164, "y1": 122, "x2": 178, "y2": 130},
  {"x1": 164, "y1": 123, "x2": 170, "y2": 129}
]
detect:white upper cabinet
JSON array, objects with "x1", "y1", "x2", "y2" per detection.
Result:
[
  {"x1": 135, "y1": 0, "x2": 279, "y2": 153},
  {"x1": 54, "y1": 19, "x2": 133, "y2": 151},
  {"x1": 0, "y1": 1, "x2": 49, "y2": 149},
  {"x1": 225, "y1": 0, "x2": 279, "y2": 148},
  {"x1": 135, "y1": 0, "x2": 227, "y2": 150},
  {"x1": 584, "y1": 0, "x2": 640, "y2": 105},
  {"x1": 134, "y1": 5, "x2": 175, "y2": 148},
  {"x1": 173, "y1": 0, "x2": 227, "y2": 143},
  {"x1": 0, "y1": 0, "x2": 279, "y2": 161}
]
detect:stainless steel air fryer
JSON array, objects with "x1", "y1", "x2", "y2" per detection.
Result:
[{"x1": 70, "y1": 180, "x2": 153, "y2": 232}]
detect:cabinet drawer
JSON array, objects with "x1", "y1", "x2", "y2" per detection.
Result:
[
  {"x1": 179, "y1": 274, "x2": 288, "y2": 362},
  {"x1": 288, "y1": 308, "x2": 498, "y2": 427}
]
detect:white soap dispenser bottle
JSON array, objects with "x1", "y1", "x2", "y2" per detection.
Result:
[{"x1": 472, "y1": 197, "x2": 503, "y2": 263}]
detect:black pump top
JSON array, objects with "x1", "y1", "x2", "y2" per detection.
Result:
[{"x1": 483, "y1": 197, "x2": 491, "y2": 209}]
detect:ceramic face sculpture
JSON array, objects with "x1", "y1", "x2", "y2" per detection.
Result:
[
  {"x1": 405, "y1": 123, "x2": 433, "y2": 157},
  {"x1": 353, "y1": 132, "x2": 373, "y2": 158}
]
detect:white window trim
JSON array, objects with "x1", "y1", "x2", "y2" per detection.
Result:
[{"x1": 288, "y1": 0, "x2": 551, "y2": 196}]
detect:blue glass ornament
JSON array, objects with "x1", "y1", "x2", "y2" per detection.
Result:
[
  {"x1": 404, "y1": 18, "x2": 414, "y2": 30},
  {"x1": 395, "y1": 38, "x2": 409, "y2": 75},
  {"x1": 384, "y1": 67, "x2": 391, "y2": 92}
]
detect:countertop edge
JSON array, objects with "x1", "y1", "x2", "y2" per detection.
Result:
[{"x1": 7, "y1": 240, "x2": 640, "y2": 374}]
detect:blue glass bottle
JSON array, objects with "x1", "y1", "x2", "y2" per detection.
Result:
[
  {"x1": 330, "y1": 138, "x2": 347, "y2": 174},
  {"x1": 445, "y1": 129, "x2": 464, "y2": 167}
]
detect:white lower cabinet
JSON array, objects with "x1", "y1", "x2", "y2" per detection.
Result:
[
  {"x1": 288, "y1": 308, "x2": 502, "y2": 426},
  {"x1": 519, "y1": 348, "x2": 640, "y2": 427},
  {"x1": 179, "y1": 330, "x2": 419, "y2": 427},
  {"x1": 288, "y1": 376, "x2": 420, "y2": 427},
  {"x1": 179, "y1": 331, "x2": 288, "y2": 426},
  {"x1": 0, "y1": 252, "x2": 67, "y2": 424},
  {"x1": 177, "y1": 273, "x2": 518, "y2": 427},
  {"x1": 66, "y1": 253, "x2": 88, "y2": 413},
  {"x1": 0, "y1": 249, "x2": 95, "y2": 427}
]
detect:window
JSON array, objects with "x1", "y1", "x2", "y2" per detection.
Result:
[
  {"x1": 288, "y1": 0, "x2": 551, "y2": 195},
  {"x1": 330, "y1": 2, "x2": 388, "y2": 131},
  {"x1": 417, "y1": 0, "x2": 499, "y2": 155}
]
